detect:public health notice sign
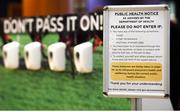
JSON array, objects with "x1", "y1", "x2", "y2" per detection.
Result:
[{"x1": 103, "y1": 5, "x2": 170, "y2": 98}]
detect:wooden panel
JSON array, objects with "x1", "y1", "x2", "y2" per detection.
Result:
[{"x1": 22, "y1": 0, "x2": 69, "y2": 16}]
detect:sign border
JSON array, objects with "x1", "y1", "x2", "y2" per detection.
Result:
[{"x1": 103, "y1": 4, "x2": 170, "y2": 98}]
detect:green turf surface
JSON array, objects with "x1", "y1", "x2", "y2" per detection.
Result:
[{"x1": 0, "y1": 34, "x2": 131, "y2": 110}]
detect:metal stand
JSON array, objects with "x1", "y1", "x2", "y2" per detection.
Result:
[
  {"x1": 131, "y1": 98, "x2": 141, "y2": 111},
  {"x1": 131, "y1": 98, "x2": 173, "y2": 110}
]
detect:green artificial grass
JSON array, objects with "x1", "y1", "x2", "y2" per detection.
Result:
[
  {"x1": 42, "y1": 33, "x2": 60, "y2": 46},
  {"x1": 0, "y1": 34, "x2": 131, "y2": 110}
]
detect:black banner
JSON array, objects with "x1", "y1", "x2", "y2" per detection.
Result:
[{"x1": 2, "y1": 13, "x2": 103, "y2": 34}]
